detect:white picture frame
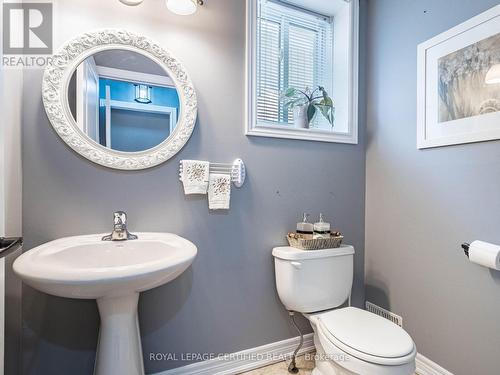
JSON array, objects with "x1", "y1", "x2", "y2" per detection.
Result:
[
  {"x1": 245, "y1": 0, "x2": 359, "y2": 144},
  {"x1": 417, "y1": 5, "x2": 500, "y2": 149}
]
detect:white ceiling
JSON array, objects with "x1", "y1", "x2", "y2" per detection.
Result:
[{"x1": 93, "y1": 50, "x2": 168, "y2": 77}]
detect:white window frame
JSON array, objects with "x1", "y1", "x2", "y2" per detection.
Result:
[{"x1": 245, "y1": 0, "x2": 359, "y2": 144}]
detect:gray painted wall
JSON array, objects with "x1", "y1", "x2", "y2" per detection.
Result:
[
  {"x1": 365, "y1": 1, "x2": 500, "y2": 375},
  {"x1": 21, "y1": 1, "x2": 366, "y2": 374}
]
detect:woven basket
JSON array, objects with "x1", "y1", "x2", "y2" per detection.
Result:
[{"x1": 287, "y1": 233, "x2": 344, "y2": 250}]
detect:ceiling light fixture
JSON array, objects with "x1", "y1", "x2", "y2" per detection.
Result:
[
  {"x1": 485, "y1": 64, "x2": 500, "y2": 84},
  {"x1": 166, "y1": 0, "x2": 204, "y2": 16},
  {"x1": 119, "y1": 0, "x2": 145, "y2": 6},
  {"x1": 135, "y1": 84, "x2": 152, "y2": 104}
]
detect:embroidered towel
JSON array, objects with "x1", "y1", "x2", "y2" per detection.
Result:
[
  {"x1": 181, "y1": 160, "x2": 210, "y2": 195},
  {"x1": 208, "y1": 173, "x2": 231, "y2": 210}
]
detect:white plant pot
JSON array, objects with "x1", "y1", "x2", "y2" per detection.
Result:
[{"x1": 294, "y1": 104, "x2": 310, "y2": 129}]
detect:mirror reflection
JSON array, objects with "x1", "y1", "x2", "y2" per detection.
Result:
[{"x1": 68, "y1": 49, "x2": 180, "y2": 153}]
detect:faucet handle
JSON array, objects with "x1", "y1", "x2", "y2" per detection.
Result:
[
  {"x1": 114, "y1": 211, "x2": 127, "y2": 227},
  {"x1": 102, "y1": 211, "x2": 137, "y2": 241}
]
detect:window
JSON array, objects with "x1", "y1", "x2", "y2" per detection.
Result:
[
  {"x1": 257, "y1": 0, "x2": 333, "y2": 129},
  {"x1": 246, "y1": 0, "x2": 359, "y2": 143}
]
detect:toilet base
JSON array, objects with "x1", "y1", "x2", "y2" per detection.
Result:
[{"x1": 312, "y1": 335, "x2": 355, "y2": 375}]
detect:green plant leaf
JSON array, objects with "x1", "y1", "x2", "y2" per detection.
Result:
[
  {"x1": 320, "y1": 96, "x2": 333, "y2": 107},
  {"x1": 329, "y1": 106, "x2": 335, "y2": 126},
  {"x1": 283, "y1": 87, "x2": 297, "y2": 97},
  {"x1": 284, "y1": 98, "x2": 306, "y2": 108},
  {"x1": 307, "y1": 104, "x2": 317, "y2": 123},
  {"x1": 315, "y1": 104, "x2": 334, "y2": 126}
]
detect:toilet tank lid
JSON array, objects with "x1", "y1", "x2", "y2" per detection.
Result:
[{"x1": 272, "y1": 245, "x2": 354, "y2": 261}]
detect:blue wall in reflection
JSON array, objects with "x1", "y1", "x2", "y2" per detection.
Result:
[{"x1": 98, "y1": 79, "x2": 180, "y2": 152}]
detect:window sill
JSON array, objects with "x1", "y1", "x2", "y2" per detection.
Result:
[{"x1": 246, "y1": 123, "x2": 358, "y2": 144}]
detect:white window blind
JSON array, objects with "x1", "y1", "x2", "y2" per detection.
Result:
[{"x1": 256, "y1": 0, "x2": 333, "y2": 129}]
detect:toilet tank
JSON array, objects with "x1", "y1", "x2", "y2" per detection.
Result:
[{"x1": 272, "y1": 245, "x2": 354, "y2": 313}]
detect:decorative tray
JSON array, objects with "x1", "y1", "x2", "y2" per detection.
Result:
[{"x1": 287, "y1": 232, "x2": 344, "y2": 250}]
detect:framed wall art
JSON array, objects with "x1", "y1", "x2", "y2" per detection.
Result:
[{"x1": 417, "y1": 5, "x2": 500, "y2": 148}]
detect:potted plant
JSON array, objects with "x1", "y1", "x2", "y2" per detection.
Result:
[{"x1": 283, "y1": 86, "x2": 335, "y2": 129}]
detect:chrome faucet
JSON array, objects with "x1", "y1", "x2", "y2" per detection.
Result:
[{"x1": 102, "y1": 211, "x2": 138, "y2": 241}]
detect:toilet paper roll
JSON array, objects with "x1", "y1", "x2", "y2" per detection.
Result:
[{"x1": 468, "y1": 240, "x2": 500, "y2": 271}]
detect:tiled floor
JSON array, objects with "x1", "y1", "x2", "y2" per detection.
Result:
[
  {"x1": 239, "y1": 354, "x2": 315, "y2": 375},
  {"x1": 239, "y1": 354, "x2": 419, "y2": 375}
]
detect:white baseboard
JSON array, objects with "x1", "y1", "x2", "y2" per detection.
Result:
[
  {"x1": 153, "y1": 333, "x2": 315, "y2": 375},
  {"x1": 416, "y1": 353, "x2": 454, "y2": 375},
  {"x1": 153, "y1": 335, "x2": 453, "y2": 375}
]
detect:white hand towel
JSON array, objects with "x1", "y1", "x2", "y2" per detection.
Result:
[
  {"x1": 181, "y1": 160, "x2": 210, "y2": 195},
  {"x1": 208, "y1": 173, "x2": 231, "y2": 210}
]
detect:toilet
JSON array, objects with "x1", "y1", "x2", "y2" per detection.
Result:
[{"x1": 272, "y1": 245, "x2": 416, "y2": 375}]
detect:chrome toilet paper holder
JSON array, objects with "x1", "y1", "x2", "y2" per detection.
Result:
[{"x1": 461, "y1": 243, "x2": 471, "y2": 257}]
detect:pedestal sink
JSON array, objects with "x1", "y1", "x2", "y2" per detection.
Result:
[{"x1": 13, "y1": 232, "x2": 197, "y2": 375}]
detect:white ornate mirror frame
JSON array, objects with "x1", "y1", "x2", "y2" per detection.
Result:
[{"x1": 42, "y1": 29, "x2": 197, "y2": 170}]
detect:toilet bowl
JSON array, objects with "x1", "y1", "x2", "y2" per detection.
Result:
[
  {"x1": 272, "y1": 246, "x2": 416, "y2": 375},
  {"x1": 306, "y1": 307, "x2": 416, "y2": 375}
]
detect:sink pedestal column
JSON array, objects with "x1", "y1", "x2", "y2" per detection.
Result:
[{"x1": 94, "y1": 293, "x2": 145, "y2": 375}]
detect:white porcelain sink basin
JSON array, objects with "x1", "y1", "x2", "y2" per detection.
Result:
[
  {"x1": 14, "y1": 232, "x2": 197, "y2": 299},
  {"x1": 13, "y1": 232, "x2": 197, "y2": 375}
]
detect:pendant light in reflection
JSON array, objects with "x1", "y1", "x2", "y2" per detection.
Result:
[{"x1": 134, "y1": 84, "x2": 152, "y2": 104}]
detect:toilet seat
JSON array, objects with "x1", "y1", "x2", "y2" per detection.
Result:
[{"x1": 311, "y1": 307, "x2": 416, "y2": 366}]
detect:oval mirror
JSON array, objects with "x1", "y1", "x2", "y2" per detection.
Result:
[{"x1": 43, "y1": 30, "x2": 197, "y2": 170}]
